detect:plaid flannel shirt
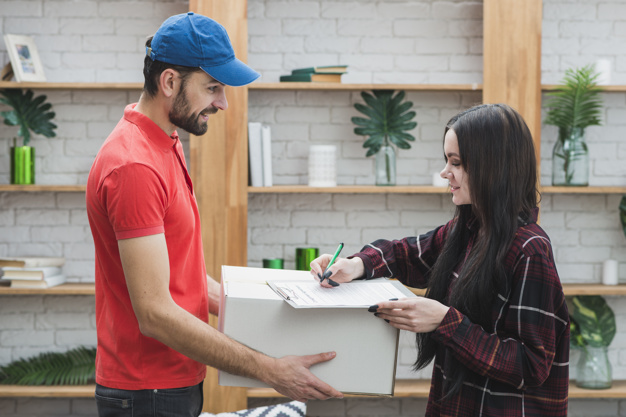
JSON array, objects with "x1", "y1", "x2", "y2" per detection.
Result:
[{"x1": 352, "y1": 209, "x2": 569, "y2": 417}]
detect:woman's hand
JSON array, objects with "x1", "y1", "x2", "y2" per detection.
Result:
[
  {"x1": 310, "y1": 255, "x2": 365, "y2": 288},
  {"x1": 371, "y1": 297, "x2": 450, "y2": 333}
]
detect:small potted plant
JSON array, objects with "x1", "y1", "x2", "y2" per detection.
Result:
[
  {"x1": 544, "y1": 65, "x2": 603, "y2": 186},
  {"x1": 351, "y1": 90, "x2": 417, "y2": 186},
  {"x1": 570, "y1": 295, "x2": 616, "y2": 389},
  {"x1": 0, "y1": 89, "x2": 57, "y2": 184}
]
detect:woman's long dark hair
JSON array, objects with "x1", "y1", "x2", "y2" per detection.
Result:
[{"x1": 414, "y1": 103, "x2": 539, "y2": 397}]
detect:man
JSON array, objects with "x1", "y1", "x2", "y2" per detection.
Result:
[{"x1": 86, "y1": 12, "x2": 342, "y2": 416}]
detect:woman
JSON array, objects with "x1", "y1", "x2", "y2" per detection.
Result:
[{"x1": 311, "y1": 104, "x2": 569, "y2": 416}]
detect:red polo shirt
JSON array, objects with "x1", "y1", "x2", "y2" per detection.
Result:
[{"x1": 86, "y1": 104, "x2": 208, "y2": 390}]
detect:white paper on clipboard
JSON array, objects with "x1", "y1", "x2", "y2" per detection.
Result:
[{"x1": 267, "y1": 279, "x2": 412, "y2": 308}]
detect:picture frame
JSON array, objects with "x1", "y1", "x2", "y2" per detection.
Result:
[{"x1": 3, "y1": 34, "x2": 46, "y2": 82}]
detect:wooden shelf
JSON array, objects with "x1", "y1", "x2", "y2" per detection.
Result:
[
  {"x1": 249, "y1": 82, "x2": 481, "y2": 91},
  {"x1": 0, "y1": 283, "x2": 95, "y2": 295},
  {"x1": 542, "y1": 186, "x2": 626, "y2": 194},
  {"x1": 0, "y1": 82, "x2": 142, "y2": 90},
  {"x1": 249, "y1": 185, "x2": 626, "y2": 194},
  {"x1": 0, "y1": 384, "x2": 96, "y2": 397},
  {"x1": 0, "y1": 283, "x2": 622, "y2": 297},
  {"x1": 4, "y1": 82, "x2": 626, "y2": 93},
  {"x1": 542, "y1": 84, "x2": 626, "y2": 93},
  {"x1": 0, "y1": 185, "x2": 624, "y2": 195},
  {"x1": 248, "y1": 379, "x2": 626, "y2": 399},
  {"x1": 0, "y1": 185, "x2": 86, "y2": 192},
  {"x1": 249, "y1": 185, "x2": 450, "y2": 194},
  {"x1": 1, "y1": 380, "x2": 625, "y2": 399}
]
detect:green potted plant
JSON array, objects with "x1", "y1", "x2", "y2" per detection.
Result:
[
  {"x1": 0, "y1": 346, "x2": 96, "y2": 385},
  {"x1": 0, "y1": 89, "x2": 57, "y2": 184},
  {"x1": 544, "y1": 65, "x2": 603, "y2": 186},
  {"x1": 570, "y1": 295, "x2": 616, "y2": 389},
  {"x1": 351, "y1": 90, "x2": 417, "y2": 186}
]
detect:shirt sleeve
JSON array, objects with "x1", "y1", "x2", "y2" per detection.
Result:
[
  {"x1": 350, "y1": 222, "x2": 450, "y2": 288},
  {"x1": 431, "y1": 252, "x2": 569, "y2": 389},
  {"x1": 99, "y1": 163, "x2": 167, "y2": 240}
]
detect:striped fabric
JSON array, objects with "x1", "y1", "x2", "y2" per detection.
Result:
[
  {"x1": 200, "y1": 401, "x2": 305, "y2": 417},
  {"x1": 352, "y1": 208, "x2": 569, "y2": 417}
]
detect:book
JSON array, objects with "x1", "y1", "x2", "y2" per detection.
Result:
[
  {"x1": 261, "y1": 125, "x2": 273, "y2": 187},
  {"x1": 1, "y1": 266, "x2": 63, "y2": 280},
  {"x1": 279, "y1": 73, "x2": 343, "y2": 83},
  {"x1": 10, "y1": 274, "x2": 67, "y2": 289},
  {"x1": 0, "y1": 256, "x2": 65, "y2": 268},
  {"x1": 248, "y1": 122, "x2": 264, "y2": 187},
  {"x1": 291, "y1": 65, "x2": 348, "y2": 74}
]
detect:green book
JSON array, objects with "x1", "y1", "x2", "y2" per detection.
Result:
[
  {"x1": 279, "y1": 72, "x2": 343, "y2": 83},
  {"x1": 291, "y1": 65, "x2": 348, "y2": 74}
]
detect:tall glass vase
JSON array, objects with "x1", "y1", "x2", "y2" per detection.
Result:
[
  {"x1": 551, "y1": 127, "x2": 589, "y2": 186},
  {"x1": 576, "y1": 346, "x2": 612, "y2": 389},
  {"x1": 375, "y1": 144, "x2": 396, "y2": 186},
  {"x1": 10, "y1": 146, "x2": 35, "y2": 185}
]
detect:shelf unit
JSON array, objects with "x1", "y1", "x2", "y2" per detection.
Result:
[
  {"x1": 2, "y1": 380, "x2": 626, "y2": 399},
  {"x1": 2, "y1": 0, "x2": 624, "y2": 412}
]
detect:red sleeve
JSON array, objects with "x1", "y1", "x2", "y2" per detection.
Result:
[{"x1": 99, "y1": 163, "x2": 167, "y2": 240}]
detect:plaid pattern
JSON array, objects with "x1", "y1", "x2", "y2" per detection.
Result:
[{"x1": 353, "y1": 210, "x2": 569, "y2": 416}]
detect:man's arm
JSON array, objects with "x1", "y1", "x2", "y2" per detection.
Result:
[{"x1": 118, "y1": 233, "x2": 342, "y2": 402}]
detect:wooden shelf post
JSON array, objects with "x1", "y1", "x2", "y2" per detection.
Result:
[
  {"x1": 483, "y1": 0, "x2": 543, "y2": 167},
  {"x1": 188, "y1": 0, "x2": 249, "y2": 413}
]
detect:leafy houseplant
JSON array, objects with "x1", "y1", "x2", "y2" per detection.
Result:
[
  {"x1": 0, "y1": 88, "x2": 57, "y2": 184},
  {"x1": 544, "y1": 65, "x2": 603, "y2": 186},
  {"x1": 0, "y1": 346, "x2": 96, "y2": 385},
  {"x1": 570, "y1": 295, "x2": 616, "y2": 389},
  {"x1": 351, "y1": 90, "x2": 417, "y2": 186}
]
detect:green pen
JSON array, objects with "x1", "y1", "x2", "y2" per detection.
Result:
[{"x1": 321, "y1": 242, "x2": 344, "y2": 286}]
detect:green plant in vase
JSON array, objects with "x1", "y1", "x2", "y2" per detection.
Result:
[
  {"x1": 569, "y1": 295, "x2": 616, "y2": 389},
  {"x1": 544, "y1": 65, "x2": 603, "y2": 186},
  {"x1": 351, "y1": 90, "x2": 417, "y2": 186},
  {"x1": 0, "y1": 88, "x2": 57, "y2": 184}
]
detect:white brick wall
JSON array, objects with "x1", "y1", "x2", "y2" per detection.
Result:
[{"x1": 1, "y1": 0, "x2": 626, "y2": 416}]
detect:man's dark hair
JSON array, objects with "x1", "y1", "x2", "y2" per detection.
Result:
[{"x1": 143, "y1": 37, "x2": 203, "y2": 97}]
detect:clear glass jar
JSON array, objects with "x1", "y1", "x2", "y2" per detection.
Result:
[
  {"x1": 576, "y1": 346, "x2": 612, "y2": 389},
  {"x1": 375, "y1": 144, "x2": 396, "y2": 186},
  {"x1": 552, "y1": 127, "x2": 589, "y2": 186}
]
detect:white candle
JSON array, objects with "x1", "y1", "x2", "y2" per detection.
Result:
[
  {"x1": 595, "y1": 59, "x2": 611, "y2": 85},
  {"x1": 602, "y1": 259, "x2": 619, "y2": 286}
]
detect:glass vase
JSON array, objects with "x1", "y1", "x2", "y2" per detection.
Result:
[
  {"x1": 375, "y1": 144, "x2": 396, "y2": 186},
  {"x1": 551, "y1": 127, "x2": 589, "y2": 186},
  {"x1": 576, "y1": 346, "x2": 612, "y2": 389},
  {"x1": 10, "y1": 146, "x2": 35, "y2": 185}
]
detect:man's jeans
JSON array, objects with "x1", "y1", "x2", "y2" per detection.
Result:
[{"x1": 95, "y1": 382, "x2": 203, "y2": 417}]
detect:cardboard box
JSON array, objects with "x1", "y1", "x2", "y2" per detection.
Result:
[{"x1": 217, "y1": 265, "x2": 416, "y2": 396}]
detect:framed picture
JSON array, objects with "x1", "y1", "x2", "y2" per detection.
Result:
[{"x1": 3, "y1": 34, "x2": 46, "y2": 82}]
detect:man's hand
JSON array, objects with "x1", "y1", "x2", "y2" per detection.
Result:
[{"x1": 263, "y1": 352, "x2": 344, "y2": 402}]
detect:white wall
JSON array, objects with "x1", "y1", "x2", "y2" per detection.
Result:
[{"x1": 0, "y1": 0, "x2": 625, "y2": 416}]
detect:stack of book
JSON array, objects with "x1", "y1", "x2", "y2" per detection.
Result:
[
  {"x1": 279, "y1": 65, "x2": 348, "y2": 83},
  {"x1": 0, "y1": 256, "x2": 66, "y2": 289},
  {"x1": 248, "y1": 122, "x2": 273, "y2": 187}
]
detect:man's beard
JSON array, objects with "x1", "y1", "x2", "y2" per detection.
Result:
[{"x1": 169, "y1": 85, "x2": 218, "y2": 136}]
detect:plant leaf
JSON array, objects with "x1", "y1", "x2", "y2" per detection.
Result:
[
  {"x1": 571, "y1": 295, "x2": 616, "y2": 347},
  {"x1": 0, "y1": 89, "x2": 57, "y2": 146}
]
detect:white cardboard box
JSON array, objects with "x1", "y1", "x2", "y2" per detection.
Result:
[{"x1": 217, "y1": 265, "x2": 416, "y2": 396}]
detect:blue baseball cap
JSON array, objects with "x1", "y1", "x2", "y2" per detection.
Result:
[{"x1": 148, "y1": 12, "x2": 260, "y2": 87}]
